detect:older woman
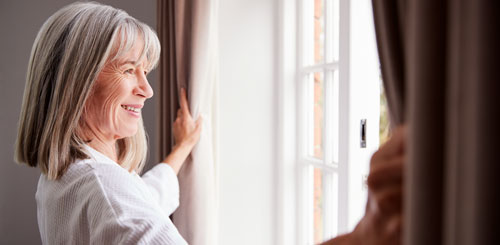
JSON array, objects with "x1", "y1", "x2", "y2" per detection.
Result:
[{"x1": 15, "y1": 2, "x2": 198, "y2": 244}]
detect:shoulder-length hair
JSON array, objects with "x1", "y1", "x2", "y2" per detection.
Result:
[{"x1": 15, "y1": 2, "x2": 160, "y2": 180}]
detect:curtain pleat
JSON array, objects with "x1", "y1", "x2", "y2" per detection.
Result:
[
  {"x1": 372, "y1": 0, "x2": 500, "y2": 244},
  {"x1": 157, "y1": 0, "x2": 219, "y2": 244},
  {"x1": 405, "y1": 0, "x2": 447, "y2": 243},
  {"x1": 157, "y1": 0, "x2": 178, "y2": 158}
]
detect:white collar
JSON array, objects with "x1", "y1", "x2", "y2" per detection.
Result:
[
  {"x1": 82, "y1": 145, "x2": 139, "y2": 176},
  {"x1": 83, "y1": 144, "x2": 118, "y2": 166}
]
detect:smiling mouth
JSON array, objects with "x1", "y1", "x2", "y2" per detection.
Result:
[{"x1": 121, "y1": 105, "x2": 141, "y2": 113}]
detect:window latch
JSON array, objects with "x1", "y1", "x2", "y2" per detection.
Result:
[{"x1": 360, "y1": 119, "x2": 367, "y2": 148}]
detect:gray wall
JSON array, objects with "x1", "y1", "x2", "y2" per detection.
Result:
[{"x1": 0, "y1": 1, "x2": 158, "y2": 243}]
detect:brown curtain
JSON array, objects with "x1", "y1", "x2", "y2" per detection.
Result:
[
  {"x1": 157, "y1": 0, "x2": 219, "y2": 244},
  {"x1": 372, "y1": 0, "x2": 500, "y2": 244},
  {"x1": 157, "y1": 0, "x2": 179, "y2": 157}
]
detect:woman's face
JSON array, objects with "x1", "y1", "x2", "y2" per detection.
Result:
[{"x1": 83, "y1": 38, "x2": 153, "y2": 141}]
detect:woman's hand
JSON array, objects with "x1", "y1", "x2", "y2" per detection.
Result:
[
  {"x1": 351, "y1": 125, "x2": 406, "y2": 245},
  {"x1": 322, "y1": 125, "x2": 406, "y2": 245},
  {"x1": 162, "y1": 88, "x2": 202, "y2": 174},
  {"x1": 173, "y1": 88, "x2": 203, "y2": 148}
]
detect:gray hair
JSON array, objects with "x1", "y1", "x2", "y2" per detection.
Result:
[{"x1": 15, "y1": 2, "x2": 160, "y2": 179}]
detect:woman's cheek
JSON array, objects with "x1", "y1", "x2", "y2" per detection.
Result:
[{"x1": 94, "y1": 73, "x2": 127, "y2": 133}]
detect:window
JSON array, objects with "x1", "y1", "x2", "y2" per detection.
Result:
[
  {"x1": 276, "y1": 0, "x2": 381, "y2": 244},
  {"x1": 297, "y1": 0, "x2": 342, "y2": 243}
]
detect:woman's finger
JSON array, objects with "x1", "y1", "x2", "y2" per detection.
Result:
[
  {"x1": 368, "y1": 156, "x2": 404, "y2": 191},
  {"x1": 179, "y1": 88, "x2": 191, "y2": 115},
  {"x1": 194, "y1": 116, "x2": 203, "y2": 135}
]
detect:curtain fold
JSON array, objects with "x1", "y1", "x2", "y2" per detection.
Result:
[
  {"x1": 371, "y1": 0, "x2": 406, "y2": 126},
  {"x1": 157, "y1": 0, "x2": 219, "y2": 244},
  {"x1": 157, "y1": 0, "x2": 178, "y2": 158},
  {"x1": 372, "y1": 0, "x2": 500, "y2": 244}
]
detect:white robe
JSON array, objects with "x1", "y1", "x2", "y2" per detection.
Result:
[{"x1": 36, "y1": 145, "x2": 187, "y2": 244}]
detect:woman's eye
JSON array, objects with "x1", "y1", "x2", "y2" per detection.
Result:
[{"x1": 124, "y1": 68, "x2": 134, "y2": 74}]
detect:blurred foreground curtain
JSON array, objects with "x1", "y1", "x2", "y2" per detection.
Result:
[
  {"x1": 157, "y1": 0, "x2": 219, "y2": 244},
  {"x1": 372, "y1": 0, "x2": 500, "y2": 244}
]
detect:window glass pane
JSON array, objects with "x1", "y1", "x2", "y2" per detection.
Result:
[
  {"x1": 313, "y1": 168, "x2": 324, "y2": 244},
  {"x1": 379, "y1": 79, "x2": 390, "y2": 145},
  {"x1": 326, "y1": 0, "x2": 340, "y2": 62},
  {"x1": 304, "y1": 0, "x2": 325, "y2": 66},
  {"x1": 308, "y1": 72, "x2": 324, "y2": 159},
  {"x1": 314, "y1": 0, "x2": 325, "y2": 64},
  {"x1": 312, "y1": 168, "x2": 339, "y2": 244}
]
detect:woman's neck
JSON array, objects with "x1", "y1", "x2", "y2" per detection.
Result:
[
  {"x1": 78, "y1": 122, "x2": 119, "y2": 163},
  {"x1": 88, "y1": 138, "x2": 118, "y2": 163}
]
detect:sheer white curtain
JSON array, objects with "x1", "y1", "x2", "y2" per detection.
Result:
[{"x1": 157, "y1": 0, "x2": 219, "y2": 244}]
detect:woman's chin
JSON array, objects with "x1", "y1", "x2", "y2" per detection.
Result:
[{"x1": 115, "y1": 127, "x2": 138, "y2": 139}]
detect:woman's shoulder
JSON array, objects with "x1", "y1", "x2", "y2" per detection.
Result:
[
  {"x1": 63, "y1": 156, "x2": 141, "y2": 195},
  {"x1": 38, "y1": 157, "x2": 149, "y2": 216},
  {"x1": 64, "y1": 145, "x2": 139, "y2": 187},
  {"x1": 37, "y1": 144, "x2": 150, "y2": 214},
  {"x1": 37, "y1": 157, "x2": 133, "y2": 197},
  {"x1": 65, "y1": 159, "x2": 161, "y2": 218},
  {"x1": 36, "y1": 158, "x2": 164, "y2": 239}
]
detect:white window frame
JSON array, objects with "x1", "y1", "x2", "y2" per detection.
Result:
[
  {"x1": 276, "y1": 0, "x2": 381, "y2": 244},
  {"x1": 296, "y1": 0, "x2": 350, "y2": 243},
  {"x1": 276, "y1": 0, "x2": 351, "y2": 243}
]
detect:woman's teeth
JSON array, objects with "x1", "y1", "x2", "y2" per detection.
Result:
[{"x1": 121, "y1": 105, "x2": 140, "y2": 113}]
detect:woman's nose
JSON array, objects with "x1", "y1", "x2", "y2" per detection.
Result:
[{"x1": 135, "y1": 72, "x2": 154, "y2": 99}]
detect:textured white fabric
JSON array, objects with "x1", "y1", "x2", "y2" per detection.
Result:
[{"x1": 36, "y1": 145, "x2": 187, "y2": 245}]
